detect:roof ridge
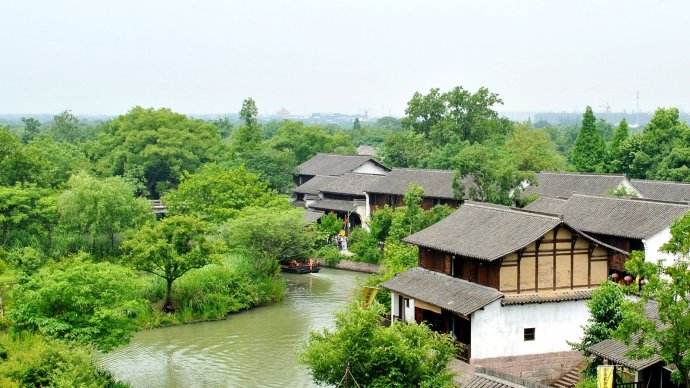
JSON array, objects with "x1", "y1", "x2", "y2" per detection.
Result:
[
  {"x1": 414, "y1": 267, "x2": 503, "y2": 294},
  {"x1": 392, "y1": 167, "x2": 455, "y2": 173},
  {"x1": 314, "y1": 152, "x2": 372, "y2": 158},
  {"x1": 570, "y1": 193, "x2": 690, "y2": 207},
  {"x1": 465, "y1": 202, "x2": 562, "y2": 220},
  {"x1": 631, "y1": 178, "x2": 690, "y2": 186},
  {"x1": 540, "y1": 171, "x2": 627, "y2": 178}
]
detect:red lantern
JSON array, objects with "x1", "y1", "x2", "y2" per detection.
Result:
[{"x1": 624, "y1": 275, "x2": 633, "y2": 285}]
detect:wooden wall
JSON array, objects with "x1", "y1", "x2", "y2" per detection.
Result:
[
  {"x1": 499, "y1": 226, "x2": 614, "y2": 294},
  {"x1": 419, "y1": 225, "x2": 627, "y2": 295}
]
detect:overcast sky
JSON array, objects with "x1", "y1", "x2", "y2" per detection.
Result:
[{"x1": 1, "y1": 0, "x2": 688, "y2": 116}]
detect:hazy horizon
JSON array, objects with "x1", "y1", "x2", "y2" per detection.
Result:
[{"x1": 2, "y1": 0, "x2": 689, "y2": 116}]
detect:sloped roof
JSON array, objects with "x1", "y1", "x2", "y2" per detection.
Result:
[
  {"x1": 464, "y1": 375, "x2": 520, "y2": 388},
  {"x1": 304, "y1": 210, "x2": 324, "y2": 223},
  {"x1": 524, "y1": 196, "x2": 567, "y2": 215},
  {"x1": 320, "y1": 173, "x2": 384, "y2": 196},
  {"x1": 588, "y1": 336, "x2": 663, "y2": 370},
  {"x1": 524, "y1": 172, "x2": 628, "y2": 198},
  {"x1": 365, "y1": 168, "x2": 462, "y2": 199},
  {"x1": 308, "y1": 198, "x2": 364, "y2": 212},
  {"x1": 382, "y1": 267, "x2": 503, "y2": 316},
  {"x1": 631, "y1": 179, "x2": 690, "y2": 203},
  {"x1": 502, "y1": 289, "x2": 593, "y2": 306},
  {"x1": 403, "y1": 202, "x2": 562, "y2": 261},
  {"x1": 561, "y1": 195, "x2": 689, "y2": 239},
  {"x1": 293, "y1": 175, "x2": 338, "y2": 195},
  {"x1": 296, "y1": 153, "x2": 386, "y2": 176}
]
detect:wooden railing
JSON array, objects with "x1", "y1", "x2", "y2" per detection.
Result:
[{"x1": 455, "y1": 342, "x2": 471, "y2": 362}]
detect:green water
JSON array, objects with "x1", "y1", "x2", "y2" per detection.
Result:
[{"x1": 99, "y1": 268, "x2": 368, "y2": 388}]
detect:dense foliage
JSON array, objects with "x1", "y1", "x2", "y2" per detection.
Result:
[{"x1": 301, "y1": 303, "x2": 456, "y2": 388}]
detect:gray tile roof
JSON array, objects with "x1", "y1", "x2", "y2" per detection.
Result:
[
  {"x1": 293, "y1": 175, "x2": 338, "y2": 195},
  {"x1": 403, "y1": 202, "x2": 562, "y2": 261},
  {"x1": 464, "y1": 374, "x2": 520, "y2": 388},
  {"x1": 524, "y1": 172, "x2": 628, "y2": 198},
  {"x1": 296, "y1": 153, "x2": 386, "y2": 176},
  {"x1": 523, "y1": 196, "x2": 568, "y2": 215},
  {"x1": 588, "y1": 336, "x2": 662, "y2": 370},
  {"x1": 365, "y1": 168, "x2": 461, "y2": 199},
  {"x1": 466, "y1": 369, "x2": 550, "y2": 388},
  {"x1": 631, "y1": 179, "x2": 690, "y2": 203},
  {"x1": 561, "y1": 194, "x2": 689, "y2": 239},
  {"x1": 308, "y1": 198, "x2": 364, "y2": 212},
  {"x1": 382, "y1": 267, "x2": 503, "y2": 316},
  {"x1": 502, "y1": 289, "x2": 593, "y2": 306},
  {"x1": 320, "y1": 173, "x2": 384, "y2": 196},
  {"x1": 304, "y1": 210, "x2": 324, "y2": 223}
]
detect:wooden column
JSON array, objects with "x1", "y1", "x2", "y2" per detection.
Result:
[
  {"x1": 553, "y1": 226, "x2": 559, "y2": 290},
  {"x1": 570, "y1": 236, "x2": 577, "y2": 290},
  {"x1": 517, "y1": 250, "x2": 522, "y2": 294},
  {"x1": 535, "y1": 239, "x2": 541, "y2": 292}
]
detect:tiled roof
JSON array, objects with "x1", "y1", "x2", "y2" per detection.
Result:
[
  {"x1": 561, "y1": 194, "x2": 689, "y2": 239},
  {"x1": 588, "y1": 337, "x2": 662, "y2": 370},
  {"x1": 465, "y1": 369, "x2": 550, "y2": 388},
  {"x1": 296, "y1": 153, "x2": 386, "y2": 176},
  {"x1": 382, "y1": 267, "x2": 503, "y2": 316},
  {"x1": 523, "y1": 197, "x2": 567, "y2": 215},
  {"x1": 502, "y1": 289, "x2": 594, "y2": 306},
  {"x1": 631, "y1": 179, "x2": 690, "y2": 203},
  {"x1": 304, "y1": 210, "x2": 324, "y2": 223},
  {"x1": 320, "y1": 173, "x2": 384, "y2": 196},
  {"x1": 403, "y1": 202, "x2": 562, "y2": 261},
  {"x1": 308, "y1": 198, "x2": 364, "y2": 212},
  {"x1": 464, "y1": 374, "x2": 520, "y2": 388},
  {"x1": 365, "y1": 168, "x2": 462, "y2": 199},
  {"x1": 293, "y1": 175, "x2": 338, "y2": 195},
  {"x1": 524, "y1": 172, "x2": 628, "y2": 198}
]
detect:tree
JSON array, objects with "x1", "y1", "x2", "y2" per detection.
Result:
[
  {"x1": 21, "y1": 117, "x2": 41, "y2": 143},
  {"x1": 93, "y1": 107, "x2": 220, "y2": 198},
  {"x1": 570, "y1": 281, "x2": 625, "y2": 375},
  {"x1": 269, "y1": 120, "x2": 355, "y2": 165},
  {"x1": 379, "y1": 130, "x2": 430, "y2": 168},
  {"x1": 221, "y1": 207, "x2": 315, "y2": 273},
  {"x1": 571, "y1": 106, "x2": 607, "y2": 172},
  {"x1": 58, "y1": 172, "x2": 151, "y2": 256},
  {"x1": 122, "y1": 215, "x2": 214, "y2": 312},
  {"x1": 164, "y1": 164, "x2": 287, "y2": 223},
  {"x1": 9, "y1": 258, "x2": 147, "y2": 351},
  {"x1": 353, "y1": 118, "x2": 361, "y2": 130},
  {"x1": 301, "y1": 303, "x2": 456, "y2": 388},
  {"x1": 230, "y1": 98, "x2": 262, "y2": 154},
  {"x1": 616, "y1": 214, "x2": 690, "y2": 388},
  {"x1": 49, "y1": 110, "x2": 83, "y2": 143},
  {"x1": 0, "y1": 185, "x2": 57, "y2": 250},
  {"x1": 607, "y1": 119, "x2": 630, "y2": 173},
  {"x1": 505, "y1": 124, "x2": 566, "y2": 172}
]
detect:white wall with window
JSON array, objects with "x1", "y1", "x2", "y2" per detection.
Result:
[
  {"x1": 390, "y1": 292, "x2": 416, "y2": 323},
  {"x1": 470, "y1": 299, "x2": 589, "y2": 359}
]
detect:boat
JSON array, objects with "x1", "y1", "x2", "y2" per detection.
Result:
[{"x1": 280, "y1": 259, "x2": 321, "y2": 274}]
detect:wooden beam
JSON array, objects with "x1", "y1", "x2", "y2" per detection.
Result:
[
  {"x1": 535, "y1": 238, "x2": 541, "y2": 292},
  {"x1": 571, "y1": 236, "x2": 577, "y2": 290},
  {"x1": 517, "y1": 250, "x2": 522, "y2": 294},
  {"x1": 553, "y1": 226, "x2": 559, "y2": 290}
]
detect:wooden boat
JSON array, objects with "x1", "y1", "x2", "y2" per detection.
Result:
[{"x1": 280, "y1": 259, "x2": 321, "y2": 274}]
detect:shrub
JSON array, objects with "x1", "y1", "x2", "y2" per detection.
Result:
[
  {"x1": 316, "y1": 245, "x2": 342, "y2": 266},
  {"x1": 0, "y1": 332, "x2": 128, "y2": 387},
  {"x1": 9, "y1": 258, "x2": 148, "y2": 351},
  {"x1": 348, "y1": 228, "x2": 383, "y2": 263}
]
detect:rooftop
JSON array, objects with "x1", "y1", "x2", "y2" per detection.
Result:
[
  {"x1": 382, "y1": 267, "x2": 503, "y2": 316},
  {"x1": 320, "y1": 173, "x2": 384, "y2": 196},
  {"x1": 365, "y1": 168, "x2": 464, "y2": 199},
  {"x1": 296, "y1": 153, "x2": 387, "y2": 176},
  {"x1": 293, "y1": 175, "x2": 338, "y2": 195},
  {"x1": 631, "y1": 178, "x2": 690, "y2": 203},
  {"x1": 524, "y1": 172, "x2": 628, "y2": 198}
]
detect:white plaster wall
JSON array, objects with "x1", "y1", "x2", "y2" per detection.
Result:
[
  {"x1": 471, "y1": 299, "x2": 589, "y2": 359},
  {"x1": 390, "y1": 292, "x2": 416, "y2": 323},
  {"x1": 352, "y1": 161, "x2": 387, "y2": 175},
  {"x1": 644, "y1": 228, "x2": 679, "y2": 267},
  {"x1": 355, "y1": 205, "x2": 369, "y2": 231}
]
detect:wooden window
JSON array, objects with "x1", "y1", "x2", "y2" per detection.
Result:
[{"x1": 524, "y1": 328, "x2": 535, "y2": 341}]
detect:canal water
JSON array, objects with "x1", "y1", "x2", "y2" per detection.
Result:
[{"x1": 99, "y1": 268, "x2": 368, "y2": 388}]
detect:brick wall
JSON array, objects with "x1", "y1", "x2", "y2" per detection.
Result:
[{"x1": 471, "y1": 351, "x2": 583, "y2": 384}]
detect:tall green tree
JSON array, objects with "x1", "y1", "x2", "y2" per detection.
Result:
[
  {"x1": 21, "y1": 117, "x2": 41, "y2": 143},
  {"x1": 571, "y1": 106, "x2": 607, "y2": 172},
  {"x1": 607, "y1": 118, "x2": 630, "y2": 173},
  {"x1": 353, "y1": 118, "x2": 361, "y2": 130},
  {"x1": 58, "y1": 172, "x2": 151, "y2": 256},
  {"x1": 49, "y1": 110, "x2": 83, "y2": 143},
  {"x1": 505, "y1": 124, "x2": 566, "y2": 172},
  {"x1": 231, "y1": 98, "x2": 262, "y2": 154},
  {"x1": 164, "y1": 164, "x2": 287, "y2": 223},
  {"x1": 0, "y1": 185, "x2": 57, "y2": 249},
  {"x1": 122, "y1": 215, "x2": 214, "y2": 312},
  {"x1": 93, "y1": 106, "x2": 220, "y2": 197}
]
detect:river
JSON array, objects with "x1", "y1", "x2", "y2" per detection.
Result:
[{"x1": 99, "y1": 268, "x2": 368, "y2": 388}]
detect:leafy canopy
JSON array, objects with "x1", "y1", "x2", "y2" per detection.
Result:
[
  {"x1": 9, "y1": 258, "x2": 147, "y2": 351},
  {"x1": 301, "y1": 303, "x2": 456, "y2": 388}
]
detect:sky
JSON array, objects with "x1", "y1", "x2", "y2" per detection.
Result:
[{"x1": 1, "y1": 0, "x2": 688, "y2": 116}]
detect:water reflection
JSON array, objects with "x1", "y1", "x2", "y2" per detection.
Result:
[{"x1": 99, "y1": 268, "x2": 367, "y2": 388}]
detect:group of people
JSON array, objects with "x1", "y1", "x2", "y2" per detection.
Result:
[{"x1": 335, "y1": 230, "x2": 348, "y2": 251}]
